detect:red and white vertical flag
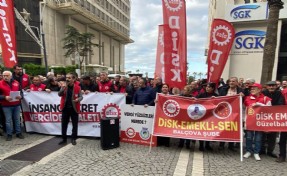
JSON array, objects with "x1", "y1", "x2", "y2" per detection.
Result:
[
  {"x1": 207, "y1": 19, "x2": 235, "y2": 85},
  {"x1": 162, "y1": 0, "x2": 187, "y2": 89},
  {"x1": 0, "y1": 0, "x2": 17, "y2": 68},
  {"x1": 154, "y1": 24, "x2": 171, "y2": 82},
  {"x1": 154, "y1": 25, "x2": 164, "y2": 80}
]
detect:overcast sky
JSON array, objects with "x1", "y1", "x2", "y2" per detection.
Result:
[{"x1": 125, "y1": 0, "x2": 209, "y2": 78}]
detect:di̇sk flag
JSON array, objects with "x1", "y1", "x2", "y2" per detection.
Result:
[{"x1": 207, "y1": 19, "x2": 235, "y2": 85}]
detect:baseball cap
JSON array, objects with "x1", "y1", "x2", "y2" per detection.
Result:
[
  {"x1": 266, "y1": 81, "x2": 276, "y2": 85},
  {"x1": 250, "y1": 83, "x2": 262, "y2": 89}
]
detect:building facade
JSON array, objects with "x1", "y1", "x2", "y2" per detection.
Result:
[
  {"x1": 13, "y1": 0, "x2": 132, "y2": 74},
  {"x1": 207, "y1": 0, "x2": 287, "y2": 82}
]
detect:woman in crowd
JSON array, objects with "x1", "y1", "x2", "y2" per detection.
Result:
[
  {"x1": 157, "y1": 83, "x2": 171, "y2": 147},
  {"x1": 45, "y1": 77, "x2": 61, "y2": 91},
  {"x1": 178, "y1": 85, "x2": 193, "y2": 149},
  {"x1": 197, "y1": 82, "x2": 218, "y2": 151},
  {"x1": 171, "y1": 87, "x2": 181, "y2": 95}
]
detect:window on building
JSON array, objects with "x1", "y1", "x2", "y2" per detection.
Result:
[
  {"x1": 101, "y1": 12, "x2": 105, "y2": 20},
  {"x1": 280, "y1": 23, "x2": 287, "y2": 52}
]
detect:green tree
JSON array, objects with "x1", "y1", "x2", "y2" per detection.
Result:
[
  {"x1": 188, "y1": 76, "x2": 195, "y2": 84},
  {"x1": 62, "y1": 25, "x2": 99, "y2": 72},
  {"x1": 198, "y1": 72, "x2": 203, "y2": 79},
  {"x1": 260, "y1": 0, "x2": 284, "y2": 84},
  {"x1": 193, "y1": 72, "x2": 197, "y2": 80}
]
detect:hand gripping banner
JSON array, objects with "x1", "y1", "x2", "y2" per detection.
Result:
[
  {"x1": 0, "y1": 0, "x2": 17, "y2": 67},
  {"x1": 207, "y1": 19, "x2": 235, "y2": 85}
]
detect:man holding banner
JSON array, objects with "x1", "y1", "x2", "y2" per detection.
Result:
[
  {"x1": 244, "y1": 83, "x2": 271, "y2": 161},
  {"x1": 219, "y1": 77, "x2": 244, "y2": 151},
  {"x1": 58, "y1": 73, "x2": 83, "y2": 145},
  {"x1": 261, "y1": 81, "x2": 285, "y2": 158}
]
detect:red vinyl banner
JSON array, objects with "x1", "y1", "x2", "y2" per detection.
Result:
[
  {"x1": 0, "y1": 1, "x2": 17, "y2": 68},
  {"x1": 154, "y1": 25, "x2": 165, "y2": 80},
  {"x1": 246, "y1": 105, "x2": 287, "y2": 132},
  {"x1": 207, "y1": 19, "x2": 235, "y2": 85},
  {"x1": 154, "y1": 94, "x2": 241, "y2": 142},
  {"x1": 162, "y1": 0, "x2": 187, "y2": 89}
]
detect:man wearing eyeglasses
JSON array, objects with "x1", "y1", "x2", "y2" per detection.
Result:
[{"x1": 0, "y1": 71, "x2": 24, "y2": 141}]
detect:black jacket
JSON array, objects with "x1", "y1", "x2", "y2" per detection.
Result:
[
  {"x1": 262, "y1": 90, "x2": 285, "y2": 105},
  {"x1": 197, "y1": 91, "x2": 218, "y2": 98},
  {"x1": 219, "y1": 86, "x2": 244, "y2": 96}
]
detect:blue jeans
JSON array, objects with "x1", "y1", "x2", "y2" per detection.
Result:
[
  {"x1": 3, "y1": 106, "x2": 21, "y2": 136},
  {"x1": 245, "y1": 130, "x2": 262, "y2": 154}
]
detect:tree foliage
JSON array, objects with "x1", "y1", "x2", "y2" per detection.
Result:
[{"x1": 62, "y1": 25, "x2": 99, "y2": 71}]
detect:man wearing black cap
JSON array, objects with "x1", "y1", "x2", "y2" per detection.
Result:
[{"x1": 261, "y1": 81, "x2": 285, "y2": 158}]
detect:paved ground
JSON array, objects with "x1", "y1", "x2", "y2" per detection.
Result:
[{"x1": 1, "y1": 133, "x2": 287, "y2": 176}]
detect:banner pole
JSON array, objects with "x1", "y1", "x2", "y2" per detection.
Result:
[
  {"x1": 240, "y1": 95, "x2": 243, "y2": 162},
  {"x1": 149, "y1": 93, "x2": 159, "y2": 153}
]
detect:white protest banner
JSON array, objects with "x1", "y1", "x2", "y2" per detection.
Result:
[
  {"x1": 120, "y1": 104, "x2": 157, "y2": 146},
  {"x1": 22, "y1": 91, "x2": 125, "y2": 137}
]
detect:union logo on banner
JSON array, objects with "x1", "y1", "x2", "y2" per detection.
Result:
[
  {"x1": 154, "y1": 94, "x2": 241, "y2": 142},
  {"x1": 163, "y1": 0, "x2": 183, "y2": 12}
]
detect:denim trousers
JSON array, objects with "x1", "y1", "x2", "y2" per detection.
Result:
[
  {"x1": 245, "y1": 130, "x2": 262, "y2": 154},
  {"x1": 3, "y1": 105, "x2": 21, "y2": 136}
]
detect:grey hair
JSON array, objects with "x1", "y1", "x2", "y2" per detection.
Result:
[
  {"x1": 3, "y1": 70, "x2": 12, "y2": 76},
  {"x1": 246, "y1": 78, "x2": 255, "y2": 83}
]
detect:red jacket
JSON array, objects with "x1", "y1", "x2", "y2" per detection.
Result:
[
  {"x1": 21, "y1": 74, "x2": 30, "y2": 89},
  {"x1": 59, "y1": 83, "x2": 82, "y2": 113},
  {"x1": 98, "y1": 80, "x2": 113, "y2": 92},
  {"x1": 30, "y1": 83, "x2": 46, "y2": 91},
  {"x1": 282, "y1": 89, "x2": 287, "y2": 105},
  {"x1": 0, "y1": 79, "x2": 21, "y2": 106},
  {"x1": 244, "y1": 93, "x2": 272, "y2": 107}
]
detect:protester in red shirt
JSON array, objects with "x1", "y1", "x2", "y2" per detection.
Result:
[
  {"x1": 0, "y1": 71, "x2": 24, "y2": 141},
  {"x1": 243, "y1": 83, "x2": 271, "y2": 161},
  {"x1": 27, "y1": 76, "x2": 47, "y2": 92},
  {"x1": 97, "y1": 72, "x2": 115, "y2": 93},
  {"x1": 12, "y1": 64, "x2": 30, "y2": 90}
]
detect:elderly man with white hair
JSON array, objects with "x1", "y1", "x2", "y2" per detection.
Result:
[
  {"x1": 244, "y1": 78, "x2": 256, "y2": 96},
  {"x1": 0, "y1": 71, "x2": 24, "y2": 141}
]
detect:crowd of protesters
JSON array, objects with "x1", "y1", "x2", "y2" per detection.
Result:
[{"x1": 1, "y1": 64, "x2": 287, "y2": 162}]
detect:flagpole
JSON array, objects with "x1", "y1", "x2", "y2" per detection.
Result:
[
  {"x1": 40, "y1": 20, "x2": 48, "y2": 74},
  {"x1": 240, "y1": 95, "x2": 243, "y2": 162}
]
